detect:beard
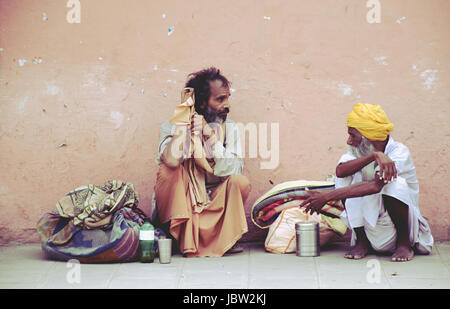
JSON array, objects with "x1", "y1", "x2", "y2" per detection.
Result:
[
  {"x1": 204, "y1": 106, "x2": 229, "y2": 124},
  {"x1": 349, "y1": 136, "x2": 377, "y2": 181},
  {"x1": 349, "y1": 136, "x2": 376, "y2": 158}
]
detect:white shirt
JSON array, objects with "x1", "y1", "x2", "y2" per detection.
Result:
[{"x1": 335, "y1": 136, "x2": 419, "y2": 228}]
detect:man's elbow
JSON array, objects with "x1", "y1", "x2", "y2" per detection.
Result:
[{"x1": 335, "y1": 165, "x2": 345, "y2": 178}]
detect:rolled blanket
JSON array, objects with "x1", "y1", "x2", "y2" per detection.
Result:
[{"x1": 251, "y1": 180, "x2": 345, "y2": 229}]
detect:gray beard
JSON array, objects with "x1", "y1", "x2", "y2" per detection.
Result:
[
  {"x1": 204, "y1": 106, "x2": 226, "y2": 124},
  {"x1": 349, "y1": 136, "x2": 377, "y2": 181}
]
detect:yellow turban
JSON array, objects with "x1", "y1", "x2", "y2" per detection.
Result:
[{"x1": 347, "y1": 103, "x2": 394, "y2": 141}]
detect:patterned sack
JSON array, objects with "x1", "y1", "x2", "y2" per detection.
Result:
[
  {"x1": 55, "y1": 180, "x2": 139, "y2": 229},
  {"x1": 37, "y1": 207, "x2": 165, "y2": 263},
  {"x1": 37, "y1": 180, "x2": 165, "y2": 263},
  {"x1": 265, "y1": 206, "x2": 347, "y2": 254}
]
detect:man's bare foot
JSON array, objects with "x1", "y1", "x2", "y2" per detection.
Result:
[
  {"x1": 391, "y1": 245, "x2": 414, "y2": 262},
  {"x1": 345, "y1": 227, "x2": 370, "y2": 260},
  {"x1": 344, "y1": 242, "x2": 370, "y2": 260}
]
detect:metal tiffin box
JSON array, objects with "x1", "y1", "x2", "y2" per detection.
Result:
[{"x1": 295, "y1": 221, "x2": 320, "y2": 257}]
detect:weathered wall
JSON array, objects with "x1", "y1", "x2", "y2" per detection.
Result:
[{"x1": 0, "y1": 0, "x2": 448, "y2": 244}]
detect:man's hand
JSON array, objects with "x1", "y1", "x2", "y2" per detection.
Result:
[
  {"x1": 192, "y1": 114, "x2": 204, "y2": 136},
  {"x1": 300, "y1": 190, "x2": 329, "y2": 215},
  {"x1": 192, "y1": 114, "x2": 215, "y2": 137},
  {"x1": 191, "y1": 114, "x2": 222, "y2": 147},
  {"x1": 373, "y1": 152, "x2": 397, "y2": 183}
]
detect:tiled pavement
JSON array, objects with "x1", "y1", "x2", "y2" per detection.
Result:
[{"x1": 0, "y1": 241, "x2": 449, "y2": 289}]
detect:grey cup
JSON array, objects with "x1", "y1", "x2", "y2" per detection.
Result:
[{"x1": 158, "y1": 238, "x2": 172, "y2": 264}]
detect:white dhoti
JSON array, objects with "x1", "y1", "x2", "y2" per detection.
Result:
[{"x1": 335, "y1": 138, "x2": 434, "y2": 254}]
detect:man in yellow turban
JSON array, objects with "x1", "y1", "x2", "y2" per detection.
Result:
[
  {"x1": 153, "y1": 67, "x2": 251, "y2": 257},
  {"x1": 301, "y1": 103, "x2": 433, "y2": 262}
]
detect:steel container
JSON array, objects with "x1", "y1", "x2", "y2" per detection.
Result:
[{"x1": 295, "y1": 221, "x2": 320, "y2": 257}]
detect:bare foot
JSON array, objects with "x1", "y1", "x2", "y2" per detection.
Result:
[
  {"x1": 391, "y1": 245, "x2": 414, "y2": 262},
  {"x1": 344, "y1": 242, "x2": 370, "y2": 260}
]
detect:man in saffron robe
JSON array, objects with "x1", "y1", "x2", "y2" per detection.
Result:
[
  {"x1": 301, "y1": 103, "x2": 433, "y2": 262},
  {"x1": 154, "y1": 67, "x2": 251, "y2": 257}
]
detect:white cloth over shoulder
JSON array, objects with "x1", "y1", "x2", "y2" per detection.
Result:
[{"x1": 335, "y1": 137, "x2": 433, "y2": 254}]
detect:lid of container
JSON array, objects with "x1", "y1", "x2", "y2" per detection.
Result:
[{"x1": 295, "y1": 221, "x2": 318, "y2": 230}]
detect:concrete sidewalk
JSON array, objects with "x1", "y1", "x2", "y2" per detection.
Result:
[{"x1": 0, "y1": 241, "x2": 449, "y2": 289}]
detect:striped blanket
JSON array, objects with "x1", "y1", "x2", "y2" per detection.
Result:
[{"x1": 251, "y1": 180, "x2": 345, "y2": 229}]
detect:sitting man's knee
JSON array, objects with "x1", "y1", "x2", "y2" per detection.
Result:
[
  {"x1": 228, "y1": 175, "x2": 251, "y2": 193},
  {"x1": 382, "y1": 195, "x2": 409, "y2": 217}
]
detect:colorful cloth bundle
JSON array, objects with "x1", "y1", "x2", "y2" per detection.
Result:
[
  {"x1": 254, "y1": 180, "x2": 348, "y2": 254},
  {"x1": 55, "y1": 180, "x2": 139, "y2": 229},
  {"x1": 37, "y1": 180, "x2": 165, "y2": 263},
  {"x1": 251, "y1": 180, "x2": 345, "y2": 229},
  {"x1": 37, "y1": 207, "x2": 146, "y2": 263}
]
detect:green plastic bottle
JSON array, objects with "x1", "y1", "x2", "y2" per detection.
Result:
[{"x1": 139, "y1": 218, "x2": 155, "y2": 263}]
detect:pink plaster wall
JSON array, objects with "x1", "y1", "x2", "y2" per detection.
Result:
[{"x1": 0, "y1": 0, "x2": 448, "y2": 244}]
